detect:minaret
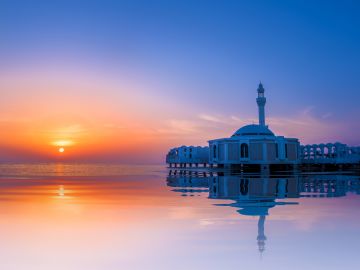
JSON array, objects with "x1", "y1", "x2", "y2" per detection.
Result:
[{"x1": 256, "y1": 82, "x2": 266, "y2": 126}]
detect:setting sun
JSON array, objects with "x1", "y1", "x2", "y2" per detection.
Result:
[{"x1": 59, "y1": 147, "x2": 65, "y2": 153}]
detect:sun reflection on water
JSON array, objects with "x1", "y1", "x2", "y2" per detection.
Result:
[{"x1": 58, "y1": 185, "x2": 65, "y2": 197}]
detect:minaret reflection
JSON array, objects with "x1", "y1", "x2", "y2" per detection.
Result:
[
  {"x1": 257, "y1": 215, "x2": 266, "y2": 255},
  {"x1": 209, "y1": 175, "x2": 299, "y2": 256}
]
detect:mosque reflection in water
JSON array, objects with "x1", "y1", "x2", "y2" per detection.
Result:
[{"x1": 166, "y1": 170, "x2": 360, "y2": 255}]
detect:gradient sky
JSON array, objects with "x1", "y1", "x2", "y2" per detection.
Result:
[{"x1": 1, "y1": 0, "x2": 359, "y2": 163}]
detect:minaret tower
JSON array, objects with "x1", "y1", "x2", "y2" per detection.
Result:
[{"x1": 256, "y1": 82, "x2": 266, "y2": 126}]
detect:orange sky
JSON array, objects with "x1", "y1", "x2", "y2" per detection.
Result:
[
  {"x1": 0, "y1": 67, "x2": 353, "y2": 163},
  {"x1": 0, "y1": 68, "x2": 209, "y2": 162}
]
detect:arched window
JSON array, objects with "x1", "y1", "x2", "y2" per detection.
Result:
[
  {"x1": 240, "y1": 143, "x2": 249, "y2": 158},
  {"x1": 213, "y1": 145, "x2": 217, "y2": 158}
]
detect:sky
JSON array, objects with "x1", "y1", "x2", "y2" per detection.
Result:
[{"x1": 0, "y1": 0, "x2": 359, "y2": 163}]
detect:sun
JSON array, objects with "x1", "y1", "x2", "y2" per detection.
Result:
[{"x1": 58, "y1": 147, "x2": 65, "y2": 153}]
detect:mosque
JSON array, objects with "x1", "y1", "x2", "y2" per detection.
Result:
[
  {"x1": 208, "y1": 83, "x2": 299, "y2": 171},
  {"x1": 166, "y1": 83, "x2": 360, "y2": 171},
  {"x1": 166, "y1": 83, "x2": 300, "y2": 172}
]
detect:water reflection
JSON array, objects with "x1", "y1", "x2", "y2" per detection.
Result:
[
  {"x1": 210, "y1": 176, "x2": 300, "y2": 256},
  {"x1": 0, "y1": 164, "x2": 358, "y2": 269},
  {"x1": 167, "y1": 170, "x2": 360, "y2": 255},
  {"x1": 167, "y1": 170, "x2": 360, "y2": 200}
]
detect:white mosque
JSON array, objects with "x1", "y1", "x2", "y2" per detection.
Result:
[
  {"x1": 208, "y1": 83, "x2": 299, "y2": 171},
  {"x1": 166, "y1": 83, "x2": 300, "y2": 172},
  {"x1": 166, "y1": 83, "x2": 360, "y2": 171}
]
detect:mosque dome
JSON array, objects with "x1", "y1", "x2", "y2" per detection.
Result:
[{"x1": 232, "y1": 124, "x2": 275, "y2": 137}]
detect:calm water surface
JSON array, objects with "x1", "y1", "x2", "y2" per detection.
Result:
[{"x1": 0, "y1": 163, "x2": 359, "y2": 270}]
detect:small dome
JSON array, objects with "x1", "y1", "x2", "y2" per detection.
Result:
[{"x1": 232, "y1": 124, "x2": 274, "y2": 137}]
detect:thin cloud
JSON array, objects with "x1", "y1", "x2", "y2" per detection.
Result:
[
  {"x1": 159, "y1": 106, "x2": 358, "y2": 146},
  {"x1": 198, "y1": 113, "x2": 223, "y2": 123}
]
